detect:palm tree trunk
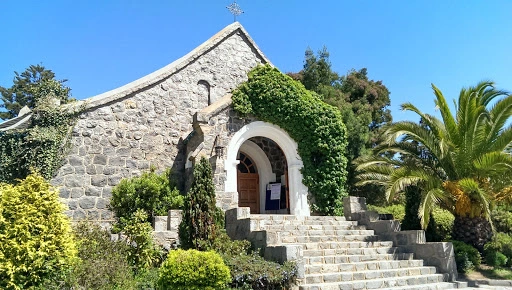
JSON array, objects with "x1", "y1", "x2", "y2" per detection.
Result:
[{"x1": 452, "y1": 216, "x2": 493, "y2": 251}]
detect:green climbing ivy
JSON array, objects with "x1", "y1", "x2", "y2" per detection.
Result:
[
  {"x1": 232, "y1": 64, "x2": 348, "y2": 215},
  {"x1": 0, "y1": 96, "x2": 82, "y2": 183}
]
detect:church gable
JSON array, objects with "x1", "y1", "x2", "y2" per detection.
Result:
[{"x1": 52, "y1": 23, "x2": 269, "y2": 221}]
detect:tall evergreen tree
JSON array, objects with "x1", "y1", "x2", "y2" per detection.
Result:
[
  {"x1": 179, "y1": 156, "x2": 218, "y2": 250},
  {"x1": 0, "y1": 64, "x2": 71, "y2": 120},
  {"x1": 288, "y1": 48, "x2": 392, "y2": 203}
]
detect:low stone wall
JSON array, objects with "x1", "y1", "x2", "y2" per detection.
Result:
[{"x1": 342, "y1": 196, "x2": 458, "y2": 282}]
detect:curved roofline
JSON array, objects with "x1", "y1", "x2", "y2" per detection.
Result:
[{"x1": 78, "y1": 22, "x2": 271, "y2": 111}]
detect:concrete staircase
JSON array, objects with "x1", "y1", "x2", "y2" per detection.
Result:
[{"x1": 243, "y1": 214, "x2": 471, "y2": 290}]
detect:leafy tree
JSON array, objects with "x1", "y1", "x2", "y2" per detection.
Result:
[
  {"x1": 0, "y1": 172, "x2": 77, "y2": 289},
  {"x1": 110, "y1": 168, "x2": 184, "y2": 229},
  {"x1": 356, "y1": 81, "x2": 512, "y2": 250},
  {"x1": 288, "y1": 48, "x2": 392, "y2": 203},
  {"x1": 0, "y1": 64, "x2": 71, "y2": 120},
  {"x1": 179, "y1": 156, "x2": 219, "y2": 250}
]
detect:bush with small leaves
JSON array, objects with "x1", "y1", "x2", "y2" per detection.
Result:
[
  {"x1": 0, "y1": 173, "x2": 77, "y2": 289},
  {"x1": 452, "y1": 240, "x2": 481, "y2": 273},
  {"x1": 491, "y1": 210, "x2": 512, "y2": 234},
  {"x1": 483, "y1": 232, "x2": 512, "y2": 267},
  {"x1": 484, "y1": 250, "x2": 508, "y2": 268},
  {"x1": 367, "y1": 204, "x2": 405, "y2": 221},
  {"x1": 223, "y1": 252, "x2": 297, "y2": 290},
  {"x1": 121, "y1": 209, "x2": 163, "y2": 271},
  {"x1": 110, "y1": 168, "x2": 184, "y2": 228},
  {"x1": 426, "y1": 208, "x2": 454, "y2": 242},
  {"x1": 158, "y1": 249, "x2": 231, "y2": 290},
  {"x1": 71, "y1": 221, "x2": 135, "y2": 290}
]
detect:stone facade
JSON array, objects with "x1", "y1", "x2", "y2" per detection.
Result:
[
  {"x1": 50, "y1": 23, "x2": 268, "y2": 221},
  {"x1": 249, "y1": 136, "x2": 287, "y2": 180}
]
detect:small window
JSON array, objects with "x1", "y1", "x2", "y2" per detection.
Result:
[{"x1": 237, "y1": 152, "x2": 257, "y2": 173}]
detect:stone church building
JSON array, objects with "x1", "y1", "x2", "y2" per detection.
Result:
[{"x1": 1, "y1": 22, "x2": 311, "y2": 222}]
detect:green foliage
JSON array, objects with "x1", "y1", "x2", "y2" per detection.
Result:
[
  {"x1": 356, "y1": 81, "x2": 512, "y2": 240},
  {"x1": 485, "y1": 251, "x2": 508, "y2": 268},
  {"x1": 110, "y1": 168, "x2": 183, "y2": 227},
  {"x1": 121, "y1": 209, "x2": 162, "y2": 271},
  {"x1": 223, "y1": 252, "x2": 297, "y2": 290},
  {"x1": 158, "y1": 249, "x2": 231, "y2": 290},
  {"x1": 71, "y1": 221, "x2": 135, "y2": 290},
  {"x1": 491, "y1": 210, "x2": 512, "y2": 234},
  {"x1": 367, "y1": 203, "x2": 405, "y2": 221},
  {"x1": 452, "y1": 240, "x2": 481, "y2": 273},
  {"x1": 289, "y1": 48, "x2": 392, "y2": 203},
  {"x1": 233, "y1": 64, "x2": 348, "y2": 215},
  {"x1": 0, "y1": 94, "x2": 81, "y2": 183},
  {"x1": 0, "y1": 173, "x2": 77, "y2": 289},
  {"x1": 179, "y1": 157, "x2": 219, "y2": 249},
  {"x1": 484, "y1": 232, "x2": 512, "y2": 267},
  {"x1": 0, "y1": 64, "x2": 72, "y2": 120},
  {"x1": 426, "y1": 208, "x2": 454, "y2": 242}
]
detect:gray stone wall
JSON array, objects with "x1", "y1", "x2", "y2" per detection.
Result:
[
  {"x1": 52, "y1": 29, "x2": 265, "y2": 221},
  {"x1": 249, "y1": 136, "x2": 286, "y2": 179}
]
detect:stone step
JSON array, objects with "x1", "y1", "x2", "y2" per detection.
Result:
[
  {"x1": 303, "y1": 246, "x2": 401, "y2": 257},
  {"x1": 304, "y1": 266, "x2": 438, "y2": 284},
  {"x1": 301, "y1": 241, "x2": 394, "y2": 250},
  {"x1": 261, "y1": 224, "x2": 366, "y2": 231},
  {"x1": 305, "y1": 259, "x2": 424, "y2": 274},
  {"x1": 272, "y1": 234, "x2": 379, "y2": 244},
  {"x1": 298, "y1": 274, "x2": 447, "y2": 290},
  {"x1": 250, "y1": 215, "x2": 348, "y2": 221},
  {"x1": 379, "y1": 282, "x2": 460, "y2": 290},
  {"x1": 274, "y1": 229, "x2": 375, "y2": 237},
  {"x1": 304, "y1": 253, "x2": 415, "y2": 265}
]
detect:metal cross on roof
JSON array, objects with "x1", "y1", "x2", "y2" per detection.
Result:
[{"x1": 226, "y1": 1, "x2": 244, "y2": 22}]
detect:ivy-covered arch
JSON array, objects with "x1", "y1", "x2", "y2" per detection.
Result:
[{"x1": 232, "y1": 64, "x2": 348, "y2": 215}]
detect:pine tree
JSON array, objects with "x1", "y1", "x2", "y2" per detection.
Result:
[
  {"x1": 179, "y1": 156, "x2": 218, "y2": 250},
  {"x1": 0, "y1": 64, "x2": 71, "y2": 120}
]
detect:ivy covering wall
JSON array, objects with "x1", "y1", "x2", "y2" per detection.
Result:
[
  {"x1": 232, "y1": 65, "x2": 348, "y2": 215},
  {"x1": 0, "y1": 97, "x2": 80, "y2": 183}
]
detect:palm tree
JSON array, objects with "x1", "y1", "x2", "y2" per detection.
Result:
[{"x1": 355, "y1": 81, "x2": 512, "y2": 250}]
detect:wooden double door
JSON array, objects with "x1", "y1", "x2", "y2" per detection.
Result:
[{"x1": 237, "y1": 152, "x2": 260, "y2": 214}]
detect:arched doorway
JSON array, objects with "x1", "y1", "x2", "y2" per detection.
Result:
[
  {"x1": 237, "y1": 152, "x2": 259, "y2": 213},
  {"x1": 225, "y1": 121, "x2": 310, "y2": 216}
]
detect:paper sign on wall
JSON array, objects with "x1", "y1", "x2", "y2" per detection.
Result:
[{"x1": 268, "y1": 183, "x2": 281, "y2": 200}]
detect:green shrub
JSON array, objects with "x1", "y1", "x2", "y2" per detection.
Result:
[
  {"x1": 491, "y1": 210, "x2": 512, "y2": 234},
  {"x1": 233, "y1": 64, "x2": 348, "y2": 215},
  {"x1": 484, "y1": 232, "x2": 512, "y2": 267},
  {"x1": 122, "y1": 209, "x2": 163, "y2": 271},
  {"x1": 426, "y1": 208, "x2": 454, "y2": 242},
  {"x1": 485, "y1": 250, "x2": 508, "y2": 268},
  {"x1": 0, "y1": 173, "x2": 77, "y2": 289},
  {"x1": 110, "y1": 168, "x2": 184, "y2": 227},
  {"x1": 223, "y1": 252, "x2": 297, "y2": 290},
  {"x1": 158, "y1": 249, "x2": 231, "y2": 290},
  {"x1": 179, "y1": 157, "x2": 219, "y2": 250},
  {"x1": 452, "y1": 240, "x2": 481, "y2": 273},
  {"x1": 367, "y1": 204, "x2": 405, "y2": 221},
  {"x1": 71, "y1": 221, "x2": 135, "y2": 290}
]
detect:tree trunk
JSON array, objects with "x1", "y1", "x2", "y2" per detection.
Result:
[{"x1": 452, "y1": 216, "x2": 493, "y2": 252}]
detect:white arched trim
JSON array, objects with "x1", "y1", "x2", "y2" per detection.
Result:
[
  {"x1": 240, "y1": 141, "x2": 277, "y2": 213},
  {"x1": 225, "y1": 121, "x2": 310, "y2": 216}
]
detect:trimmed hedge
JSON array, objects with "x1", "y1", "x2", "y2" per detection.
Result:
[
  {"x1": 158, "y1": 249, "x2": 231, "y2": 290},
  {"x1": 233, "y1": 64, "x2": 348, "y2": 215}
]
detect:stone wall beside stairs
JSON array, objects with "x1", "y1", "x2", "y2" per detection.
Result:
[{"x1": 343, "y1": 196, "x2": 458, "y2": 282}]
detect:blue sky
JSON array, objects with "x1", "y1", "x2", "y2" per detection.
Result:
[{"x1": 1, "y1": 1, "x2": 511, "y2": 122}]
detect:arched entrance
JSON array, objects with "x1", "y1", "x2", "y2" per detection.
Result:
[{"x1": 225, "y1": 121, "x2": 310, "y2": 216}]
